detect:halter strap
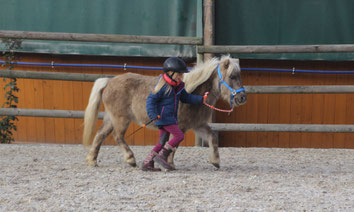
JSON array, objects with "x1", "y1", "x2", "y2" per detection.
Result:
[{"x1": 217, "y1": 65, "x2": 245, "y2": 109}]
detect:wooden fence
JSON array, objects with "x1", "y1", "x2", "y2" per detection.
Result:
[{"x1": 1, "y1": 30, "x2": 354, "y2": 148}]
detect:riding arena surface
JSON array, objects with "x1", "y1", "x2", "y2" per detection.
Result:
[{"x1": 1, "y1": 144, "x2": 353, "y2": 211}]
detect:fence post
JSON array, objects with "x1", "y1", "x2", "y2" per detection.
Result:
[{"x1": 195, "y1": 52, "x2": 204, "y2": 147}]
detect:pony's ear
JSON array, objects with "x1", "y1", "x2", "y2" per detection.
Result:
[{"x1": 223, "y1": 59, "x2": 230, "y2": 69}]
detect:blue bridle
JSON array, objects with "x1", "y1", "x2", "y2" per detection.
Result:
[{"x1": 217, "y1": 65, "x2": 245, "y2": 108}]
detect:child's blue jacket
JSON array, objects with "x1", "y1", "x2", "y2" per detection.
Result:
[{"x1": 146, "y1": 82, "x2": 203, "y2": 126}]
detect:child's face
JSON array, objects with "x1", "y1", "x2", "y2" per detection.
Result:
[{"x1": 171, "y1": 72, "x2": 184, "y2": 82}]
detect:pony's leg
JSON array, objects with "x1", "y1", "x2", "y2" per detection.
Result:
[
  {"x1": 194, "y1": 125, "x2": 220, "y2": 168},
  {"x1": 111, "y1": 117, "x2": 136, "y2": 167},
  {"x1": 86, "y1": 118, "x2": 114, "y2": 167}
]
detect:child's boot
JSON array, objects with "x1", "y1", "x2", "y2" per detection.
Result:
[
  {"x1": 141, "y1": 151, "x2": 161, "y2": 172},
  {"x1": 153, "y1": 143, "x2": 175, "y2": 170}
]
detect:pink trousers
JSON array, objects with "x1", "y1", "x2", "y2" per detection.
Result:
[{"x1": 152, "y1": 124, "x2": 184, "y2": 153}]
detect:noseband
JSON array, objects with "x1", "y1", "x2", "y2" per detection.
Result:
[{"x1": 217, "y1": 65, "x2": 245, "y2": 109}]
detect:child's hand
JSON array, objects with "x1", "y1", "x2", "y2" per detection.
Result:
[
  {"x1": 203, "y1": 92, "x2": 209, "y2": 102},
  {"x1": 153, "y1": 115, "x2": 160, "y2": 121}
]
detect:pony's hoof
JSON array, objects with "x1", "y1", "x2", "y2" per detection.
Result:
[
  {"x1": 128, "y1": 162, "x2": 137, "y2": 167},
  {"x1": 209, "y1": 161, "x2": 220, "y2": 169},
  {"x1": 86, "y1": 153, "x2": 98, "y2": 167},
  {"x1": 86, "y1": 160, "x2": 98, "y2": 167},
  {"x1": 168, "y1": 163, "x2": 176, "y2": 170},
  {"x1": 212, "y1": 163, "x2": 220, "y2": 169},
  {"x1": 126, "y1": 156, "x2": 136, "y2": 167}
]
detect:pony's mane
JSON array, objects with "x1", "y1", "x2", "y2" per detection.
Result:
[{"x1": 184, "y1": 55, "x2": 235, "y2": 93}]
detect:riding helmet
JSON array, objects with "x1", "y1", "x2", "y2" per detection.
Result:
[{"x1": 163, "y1": 57, "x2": 189, "y2": 73}]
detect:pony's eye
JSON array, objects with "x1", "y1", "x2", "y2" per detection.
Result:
[{"x1": 230, "y1": 75, "x2": 237, "y2": 80}]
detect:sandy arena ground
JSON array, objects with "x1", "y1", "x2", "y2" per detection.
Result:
[{"x1": 0, "y1": 143, "x2": 353, "y2": 211}]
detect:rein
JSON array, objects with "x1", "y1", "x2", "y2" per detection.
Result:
[
  {"x1": 202, "y1": 65, "x2": 245, "y2": 113},
  {"x1": 203, "y1": 92, "x2": 234, "y2": 113}
]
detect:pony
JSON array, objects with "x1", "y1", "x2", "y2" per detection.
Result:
[{"x1": 82, "y1": 55, "x2": 247, "y2": 169}]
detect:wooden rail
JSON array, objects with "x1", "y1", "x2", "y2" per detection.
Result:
[
  {"x1": 0, "y1": 30, "x2": 202, "y2": 45},
  {"x1": 246, "y1": 85, "x2": 354, "y2": 94},
  {"x1": 209, "y1": 123, "x2": 354, "y2": 133},
  {"x1": 0, "y1": 108, "x2": 104, "y2": 119},
  {"x1": 197, "y1": 44, "x2": 354, "y2": 54},
  {"x1": 0, "y1": 69, "x2": 114, "y2": 82},
  {"x1": 0, "y1": 108, "x2": 353, "y2": 133}
]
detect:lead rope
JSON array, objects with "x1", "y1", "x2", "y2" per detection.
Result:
[
  {"x1": 125, "y1": 115, "x2": 160, "y2": 139},
  {"x1": 203, "y1": 92, "x2": 234, "y2": 113}
]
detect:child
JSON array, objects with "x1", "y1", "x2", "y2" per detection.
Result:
[{"x1": 141, "y1": 57, "x2": 204, "y2": 171}]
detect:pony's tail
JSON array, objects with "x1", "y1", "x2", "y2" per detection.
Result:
[{"x1": 82, "y1": 78, "x2": 109, "y2": 147}]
